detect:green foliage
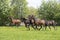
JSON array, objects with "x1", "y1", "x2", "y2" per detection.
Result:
[
  {"x1": 38, "y1": 0, "x2": 60, "y2": 25},
  {"x1": 25, "y1": 7, "x2": 38, "y2": 18},
  {"x1": 0, "y1": 0, "x2": 11, "y2": 25},
  {"x1": 0, "y1": 0, "x2": 27, "y2": 25},
  {"x1": 10, "y1": 0, "x2": 27, "y2": 18}
]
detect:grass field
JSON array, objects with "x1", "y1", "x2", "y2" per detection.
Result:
[{"x1": 0, "y1": 26, "x2": 60, "y2": 40}]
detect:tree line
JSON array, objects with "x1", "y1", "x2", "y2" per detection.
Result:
[
  {"x1": 38, "y1": 0, "x2": 60, "y2": 25},
  {"x1": 0, "y1": 0, "x2": 60, "y2": 25}
]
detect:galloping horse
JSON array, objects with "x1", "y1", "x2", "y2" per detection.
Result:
[
  {"x1": 21, "y1": 17, "x2": 35, "y2": 30},
  {"x1": 34, "y1": 19, "x2": 46, "y2": 30},
  {"x1": 33, "y1": 19, "x2": 57, "y2": 30},
  {"x1": 9, "y1": 16, "x2": 21, "y2": 26},
  {"x1": 29, "y1": 15, "x2": 57, "y2": 30},
  {"x1": 28, "y1": 15, "x2": 36, "y2": 29},
  {"x1": 45, "y1": 20, "x2": 57, "y2": 30},
  {"x1": 21, "y1": 17, "x2": 30, "y2": 30},
  {"x1": 27, "y1": 15, "x2": 46, "y2": 30}
]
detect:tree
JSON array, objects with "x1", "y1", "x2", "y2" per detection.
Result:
[
  {"x1": 25, "y1": 7, "x2": 38, "y2": 18},
  {"x1": 38, "y1": 0, "x2": 60, "y2": 25},
  {"x1": 0, "y1": 0, "x2": 11, "y2": 25},
  {"x1": 10, "y1": 0, "x2": 27, "y2": 19}
]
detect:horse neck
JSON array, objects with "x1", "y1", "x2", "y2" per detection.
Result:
[
  {"x1": 22, "y1": 18, "x2": 26, "y2": 22},
  {"x1": 10, "y1": 17, "x2": 14, "y2": 21},
  {"x1": 32, "y1": 18, "x2": 35, "y2": 22},
  {"x1": 30, "y1": 18, "x2": 35, "y2": 24}
]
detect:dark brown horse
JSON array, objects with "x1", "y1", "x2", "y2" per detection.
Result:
[
  {"x1": 28, "y1": 15, "x2": 43, "y2": 30},
  {"x1": 21, "y1": 17, "x2": 35, "y2": 30},
  {"x1": 28, "y1": 15, "x2": 36, "y2": 29},
  {"x1": 9, "y1": 16, "x2": 21, "y2": 26}
]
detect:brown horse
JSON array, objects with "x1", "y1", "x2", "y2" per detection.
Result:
[
  {"x1": 45, "y1": 20, "x2": 57, "y2": 30},
  {"x1": 27, "y1": 15, "x2": 44, "y2": 30},
  {"x1": 9, "y1": 16, "x2": 21, "y2": 26},
  {"x1": 29, "y1": 15, "x2": 57, "y2": 30},
  {"x1": 34, "y1": 19, "x2": 57, "y2": 30},
  {"x1": 34, "y1": 19, "x2": 46, "y2": 30},
  {"x1": 27, "y1": 15, "x2": 57, "y2": 30},
  {"x1": 28, "y1": 15, "x2": 46, "y2": 30}
]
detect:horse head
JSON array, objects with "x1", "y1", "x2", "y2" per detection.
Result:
[{"x1": 21, "y1": 17, "x2": 27, "y2": 22}]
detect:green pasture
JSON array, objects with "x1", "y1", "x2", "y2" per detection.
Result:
[{"x1": 0, "y1": 26, "x2": 60, "y2": 40}]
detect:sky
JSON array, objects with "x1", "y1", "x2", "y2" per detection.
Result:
[
  {"x1": 26, "y1": 0, "x2": 59, "y2": 9},
  {"x1": 27, "y1": 0, "x2": 42, "y2": 8}
]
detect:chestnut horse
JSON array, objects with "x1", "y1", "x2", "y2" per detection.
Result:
[{"x1": 9, "y1": 16, "x2": 21, "y2": 26}]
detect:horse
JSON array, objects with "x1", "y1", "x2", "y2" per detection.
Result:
[
  {"x1": 9, "y1": 16, "x2": 21, "y2": 26},
  {"x1": 27, "y1": 15, "x2": 36, "y2": 29},
  {"x1": 45, "y1": 20, "x2": 57, "y2": 30},
  {"x1": 33, "y1": 19, "x2": 57, "y2": 30},
  {"x1": 21, "y1": 17, "x2": 35, "y2": 30},
  {"x1": 29, "y1": 15, "x2": 57, "y2": 30},
  {"x1": 33, "y1": 19, "x2": 46, "y2": 30}
]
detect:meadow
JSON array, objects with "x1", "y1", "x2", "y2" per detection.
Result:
[{"x1": 0, "y1": 26, "x2": 60, "y2": 40}]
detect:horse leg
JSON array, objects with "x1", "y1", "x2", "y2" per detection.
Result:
[
  {"x1": 25, "y1": 24, "x2": 30, "y2": 30},
  {"x1": 15, "y1": 23, "x2": 20, "y2": 27},
  {"x1": 45, "y1": 26, "x2": 47, "y2": 30},
  {"x1": 18, "y1": 23, "x2": 20, "y2": 27},
  {"x1": 39, "y1": 25, "x2": 42, "y2": 30},
  {"x1": 52, "y1": 25, "x2": 56, "y2": 30},
  {"x1": 48, "y1": 25, "x2": 51, "y2": 30},
  {"x1": 16, "y1": 24, "x2": 18, "y2": 27},
  {"x1": 27, "y1": 24, "x2": 30, "y2": 30},
  {"x1": 31, "y1": 24, "x2": 35, "y2": 30},
  {"x1": 25, "y1": 24, "x2": 28, "y2": 28},
  {"x1": 35, "y1": 25, "x2": 38, "y2": 30},
  {"x1": 17, "y1": 23, "x2": 20, "y2": 26},
  {"x1": 15, "y1": 23, "x2": 17, "y2": 26},
  {"x1": 53, "y1": 26, "x2": 55, "y2": 30}
]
